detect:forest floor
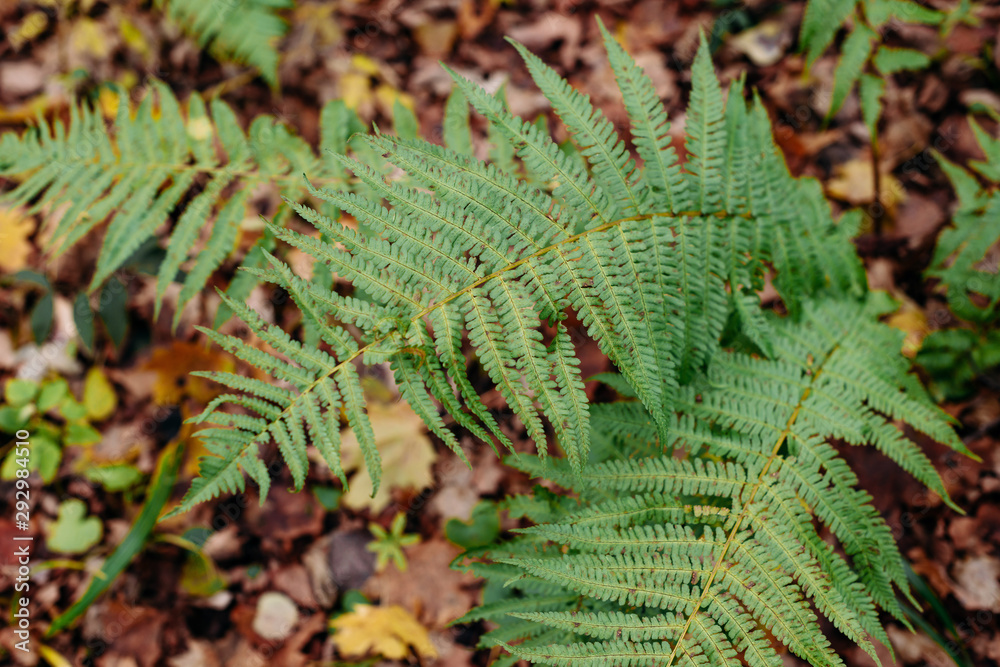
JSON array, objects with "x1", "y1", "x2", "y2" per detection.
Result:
[{"x1": 1, "y1": 1, "x2": 1000, "y2": 666}]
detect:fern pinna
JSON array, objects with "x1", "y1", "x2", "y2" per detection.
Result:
[
  {"x1": 0, "y1": 84, "x2": 365, "y2": 327},
  {"x1": 459, "y1": 298, "x2": 974, "y2": 666}
]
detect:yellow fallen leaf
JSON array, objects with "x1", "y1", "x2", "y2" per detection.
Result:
[
  {"x1": 340, "y1": 72, "x2": 371, "y2": 111},
  {"x1": 291, "y1": 4, "x2": 341, "y2": 47},
  {"x1": 826, "y1": 159, "x2": 904, "y2": 210},
  {"x1": 350, "y1": 54, "x2": 382, "y2": 76},
  {"x1": 331, "y1": 604, "x2": 437, "y2": 660},
  {"x1": 8, "y1": 11, "x2": 48, "y2": 51},
  {"x1": 886, "y1": 302, "x2": 929, "y2": 358},
  {"x1": 70, "y1": 18, "x2": 112, "y2": 59},
  {"x1": 0, "y1": 207, "x2": 35, "y2": 272},
  {"x1": 97, "y1": 87, "x2": 120, "y2": 119},
  {"x1": 83, "y1": 367, "x2": 117, "y2": 421},
  {"x1": 340, "y1": 399, "x2": 437, "y2": 513},
  {"x1": 117, "y1": 14, "x2": 150, "y2": 60}
]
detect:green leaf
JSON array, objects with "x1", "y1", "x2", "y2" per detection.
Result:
[
  {"x1": 443, "y1": 86, "x2": 473, "y2": 156},
  {"x1": 5, "y1": 378, "x2": 39, "y2": 407},
  {"x1": 30, "y1": 291, "x2": 54, "y2": 343},
  {"x1": 74, "y1": 293, "x2": 95, "y2": 353},
  {"x1": 83, "y1": 463, "x2": 144, "y2": 492},
  {"x1": 58, "y1": 397, "x2": 88, "y2": 422},
  {"x1": 312, "y1": 485, "x2": 342, "y2": 511},
  {"x1": 393, "y1": 100, "x2": 419, "y2": 141},
  {"x1": 1, "y1": 435, "x2": 61, "y2": 483},
  {"x1": 46, "y1": 499, "x2": 103, "y2": 555},
  {"x1": 48, "y1": 441, "x2": 183, "y2": 635},
  {"x1": 83, "y1": 368, "x2": 117, "y2": 421},
  {"x1": 445, "y1": 501, "x2": 501, "y2": 550},
  {"x1": 799, "y1": 0, "x2": 857, "y2": 68},
  {"x1": 37, "y1": 379, "x2": 70, "y2": 412},
  {"x1": 0, "y1": 405, "x2": 31, "y2": 433},
  {"x1": 98, "y1": 278, "x2": 128, "y2": 349},
  {"x1": 153, "y1": 0, "x2": 292, "y2": 87},
  {"x1": 866, "y1": 0, "x2": 944, "y2": 27},
  {"x1": 180, "y1": 548, "x2": 226, "y2": 596},
  {"x1": 64, "y1": 422, "x2": 102, "y2": 447},
  {"x1": 367, "y1": 513, "x2": 420, "y2": 572},
  {"x1": 859, "y1": 74, "x2": 885, "y2": 142}
]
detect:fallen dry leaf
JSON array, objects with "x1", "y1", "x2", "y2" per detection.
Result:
[
  {"x1": 729, "y1": 20, "x2": 791, "y2": 67},
  {"x1": 142, "y1": 340, "x2": 235, "y2": 405},
  {"x1": 952, "y1": 555, "x2": 1000, "y2": 612},
  {"x1": 887, "y1": 624, "x2": 956, "y2": 667},
  {"x1": 886, "y1": 301, "x2": 929, "y2": 358},
  {"x1": 331, "y1": 604, "x2": 437, "y2": 660},
  {"x1": 340, "y1": 400, "x2": 437, "y2": 513},
  {"x1": 826, "y1": 158, "x2": 904, "y2": 211},
  {"x1": 0, "y1": 206, "x2": 34, "y2": 273},
  {"x1": 363, "y1": 538, "x2": 477, "y2": 628}
]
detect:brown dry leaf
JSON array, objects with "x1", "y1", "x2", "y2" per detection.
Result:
[
  {"x1": 0, "y1": 207, "x2": 35, "y2": 272},
  {"x1": 414, "y1": 21, "x2": 458, "y2": 59},
  {"x1": 363, "y1": 538, "x2": 477, "y2": 628},
  {"x1": 952, "y1": 555, "x2": 1000, "y2": 612},
  {"x1": 729, "y1": 20, "x2": 790, "y2": 66},
  {"x1": 248, "y1": 484, "x2": 325, "y2": 544},
  {"x1": 887, "y1": 624, "x2": 956, "y2": 667},
  {"x1": 331, "y1": 604, "x2": 437, "y2": 660},
  {"x1": 340, "y1": 400, "x2": 437, "y2": 513},
  {"x1": 81, "y1": 602, "x2": 164, "y2": 667},
  {"x1": 167, "y1": 640, "x2": 221, "y2": 667},
  {"x1": 430, "y1": 449, "x2": 503, "y2": 522}
]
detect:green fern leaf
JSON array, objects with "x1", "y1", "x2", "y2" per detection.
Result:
[
  {"x1": 827, "y1": 23, "x2": 877, "y2": 120},
  {"x1": 462, "y1": 299, "x2": 970, "y2": 667},
  {"x1": 0, "y1": 86, "x2": 359, "y2": 329},
  {"x1": 872, "y1": 46, "x2": 931, "y2": 74},
  {"x1": 154, "y1": 0, "x2": 292, "y2": 86}
]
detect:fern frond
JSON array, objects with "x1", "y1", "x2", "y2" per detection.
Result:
[
  {"x1": 154, "y1": 0, "x2": 291, "y2": 86},
  {"x1": 0, "y1": 86, "x2": 359, "y2": 328},
  {"x1": 466, "y1": 299, "x2": 968, "y2": 667},
  {"x1": 929, "y1": 118, "x2": 1000, "y2": 323},
  {"x1": 175, "y1": 31, "x2": 871, "y2": 533},
  {"x1": 798, "y1": 0, "x2": 947, "y2": 130},
  {"x1": 799, "y1": 0, "x2": 857, "y2": 67}
]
